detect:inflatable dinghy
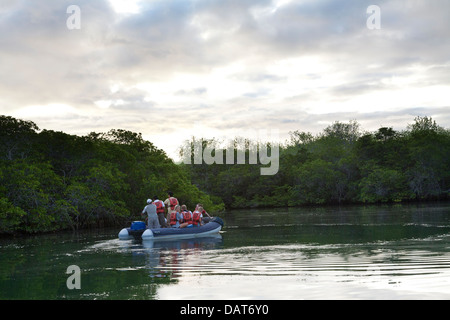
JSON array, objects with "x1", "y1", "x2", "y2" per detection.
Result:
[{"x1": 118, "y1": 217, "x2": 224, "y2": 241}]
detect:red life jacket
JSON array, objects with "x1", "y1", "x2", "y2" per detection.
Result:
[
  {"x1": 182, "y1": 210, "x2": 193, "y2": 223},
  {"x1": 154, "y1": 201, "x2": 165, "y2": 214},
  {"x1": 192, "y1": 210, "x2": 201, "y2": 226},
  {"x1": 169, "y1": 212, "x2": 178, "y2": 225},
  {"x1": 169, "y1": 197, "x2": 178, "y2": 209}
]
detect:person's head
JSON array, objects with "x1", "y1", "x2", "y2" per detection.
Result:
[
  {"x1": 197, "y1": 206, "x2": 203, "y2": 212},
  {"x1": 181, "y1": 204, "x2": 187, "y2": 211},
  {"x1": 168, "y1": 191, "x2": 173, "y2": 197},
  {"x1": 175, "y1": 204, "x2": 180, "y2": 212},
  {"x1": 147, "y1": 199, "x2": 152, "y2": 204},
  {"x1": 153, "y1": 195, "x2": 158, "y2": 200}
]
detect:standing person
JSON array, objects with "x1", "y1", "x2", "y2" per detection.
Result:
[
  {"x1": 164, "y1": 191, "x2": 178, "y2": 222},
  {"x1": 142, "y1": 199, "x2": 160, "y2": 229},
  {"x1": 169, "y1": 205, "x2": 184, "y2": 228},
  {"x1": 153, "y1": 195, "x2": 167, "y2": 228}
]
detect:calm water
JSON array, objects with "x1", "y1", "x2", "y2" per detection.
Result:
[{"x1": 1, "y1": 203, "x2": 450, "y2": 300}]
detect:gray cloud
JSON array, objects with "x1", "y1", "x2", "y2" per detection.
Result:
[
  {"x1": 175, "y1": 87, "x2": 208, "y2": 96},
  {"x1": 0, "y1": 0, "x2": 449, "y2": 158}
]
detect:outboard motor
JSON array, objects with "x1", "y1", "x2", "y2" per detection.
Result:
[
  {"x1": 130, "y1": 221, "x2": 146, "y2": 231},
  {"x1": 127, "y1": 221, "x2": 147, "y2": 240},
  {"x1": 211, "y1": 217, "x2": 224, "y2": 227}
]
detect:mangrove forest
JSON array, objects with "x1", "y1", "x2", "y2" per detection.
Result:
[{"x1": 1, "y1": 115, "x2": 449, "y2": 234}]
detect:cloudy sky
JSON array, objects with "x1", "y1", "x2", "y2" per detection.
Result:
[{"x1": 1, "y1": 0, "x2": 449, "y2": 160}]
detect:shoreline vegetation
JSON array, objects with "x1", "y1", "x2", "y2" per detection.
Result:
[{"x1": 1, "y1": 115, "x2": 449, "y2": 235}]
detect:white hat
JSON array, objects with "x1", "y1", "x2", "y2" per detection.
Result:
[{"x1": 147, "y1": 199, "x2": 152, "y2": 204}]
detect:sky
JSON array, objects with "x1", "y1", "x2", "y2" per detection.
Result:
[{"x1": 1, "y1": 0, "x2": 449, "y2": 160}]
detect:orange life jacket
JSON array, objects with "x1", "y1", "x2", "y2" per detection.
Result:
[
  {"x1": 192, "y1": 210, "x2": 201, "y2": 226},
  {"x1": 154, "y1": 200, "x2": 165, "y2": 214},
  {"x1": 182, "y1": 210, "x2": 193, "y2": 223},
  {"x1": 169, "y1": 211, "x2": 178, "y2": 225},
  {"x1": 169, "y1": 197, "x2": 178, "y2": 209}
]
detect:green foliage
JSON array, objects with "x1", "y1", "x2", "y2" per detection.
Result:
[
  {"x1": 1, "y1": 114, "x2": 448, "y2": 233},
  {"x1": 0, "y1": 197, "x2": 27, "y2": 233},
  {"x1": 358, "y1": 167, "x2": 409, "y2": 203},
  {"x1": 0, "y1": 115, "x2": 223, "y2": 234},
  {"x1": 292, "y1": 159, "x2": 346, "y2": 205},
  {"x1": 0, "y1": 160, "x2": 64, "y2": 232},
  {"x1": 183, "y1": 116, "x2": 450, "y2": 208}
]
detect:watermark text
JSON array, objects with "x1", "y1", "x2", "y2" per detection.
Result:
[
  {"x1": 367, "y1": 5, "x2": 381, "y2": 30},
  {"x1": 66, "y1": 5, "x2": 81, "y2": 30},
  {"x1": 181, "y1": 129, "x2": 280, "y2": 176},
  {"x1": 66, "y1": 265, "x2": 81, "y2": 289}
]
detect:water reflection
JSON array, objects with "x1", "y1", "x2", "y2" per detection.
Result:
[
  {"x1": 141, "y1": 234, "x2": 223, "y2": 250},
  {"x1": 1, "y1": 203, "x2": 450, "y2": 299},
  {"x1": 223, "y1": 204, "x2": 450, "y2": 247},
  {"x1": 105, "y1": 235, "x2": 224, "y2": 280},
  {"x1": 155, "y1": 235, "x2": 450, "y2": 299},
  {"x1": 56, "y1": 204, "x2": 450, "y2": 299}
]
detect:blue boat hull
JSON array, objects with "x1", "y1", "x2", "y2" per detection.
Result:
[{"x1": 119, "y1": 217, "x2": 224, "y2": 241}]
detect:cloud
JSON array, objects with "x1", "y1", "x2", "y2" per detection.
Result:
[
  {"x1": 0, "y1": 0, "x2": 449, "y2": 159},
  {"x1": 175, "y1": 87, "x2": 208, "y2": 96}
]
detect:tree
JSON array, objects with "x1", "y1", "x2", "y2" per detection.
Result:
[
  {"x1": 0, "y1": 197, "x2": 27, "y2": 233},
  {"x1": 374, "y1": 127, "x2": 397, "y2": 142},
  {"x1": 0, "y1": 160, "x2": 64, "y2": 232},
  {"x1": 0, "y1": 115, "x2": 224, "y2": 234},
  {"x1": 407, "y1": 116, "x2": 442, "y2": 134},
  {"x1": 323, "y1": 120, "x2": 361, "y2": 143},
  {"x1": 359, "y1": 167, "x2": 409, "y2": 203},
  {"x1": 292, "y1": 159, "x2": 346, "y2": 205},
  {"x1": 406, "y1": 116, "x2": 450, "y2": 199},
  {"x1": 0, "y1": 115, "x2": 39, "y2": 160}
]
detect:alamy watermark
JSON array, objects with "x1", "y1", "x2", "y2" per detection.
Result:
[
  {"x1": 367, "y1": 5, "x2": 381, "y2": 30},
  {"x1": 66, "y1": 265, "x2": 81, "y2": 289},
  {"x1": 181, "y1": 129, "x2": 280, "y2": 176},
  {"x1": 67, "y1": 4, "x2": 381, "y2": 31},
  {"x1": 66, "y1": 5, "x2": 81, "y2": 30}
]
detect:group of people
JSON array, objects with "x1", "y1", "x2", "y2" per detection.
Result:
[{"x1": 141, "y1": 191, "x2": 211, "y2": 229}]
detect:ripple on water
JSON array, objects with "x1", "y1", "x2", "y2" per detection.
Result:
[{"x1": 152, "y1": 241, "x2": 450, "y2": 299}]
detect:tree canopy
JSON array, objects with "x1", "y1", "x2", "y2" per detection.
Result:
[
  {"x1": 181, "y1": 116, "x2": 450, "y2": 208},
  {"x1": 0, "y1": 115, "x2": 223, "y2": 234},
  {"x1": 1, "y1": 115, "x2": 449, "y2": 234}
]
